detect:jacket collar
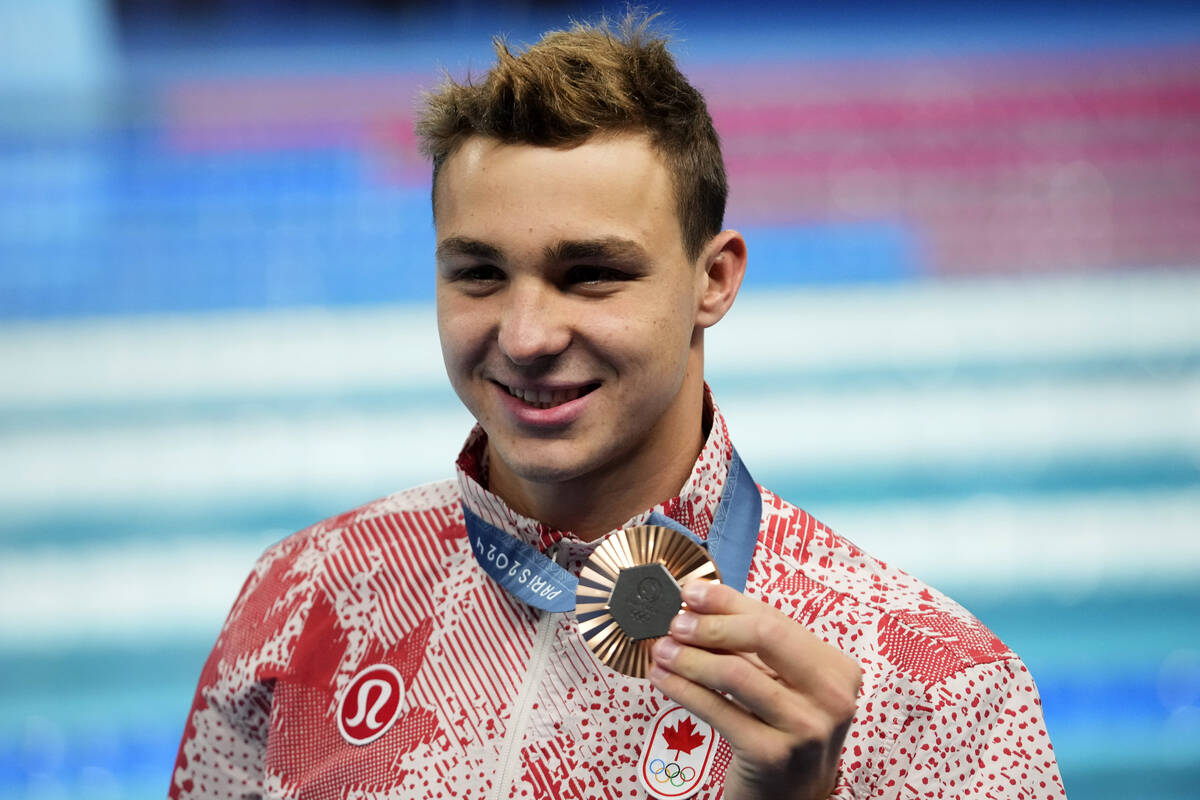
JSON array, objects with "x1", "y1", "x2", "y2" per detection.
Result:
[{"x1": 455, "y1": 389, "x2": 735, "y2": 556}]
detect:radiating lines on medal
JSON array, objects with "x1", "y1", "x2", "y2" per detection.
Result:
[{"x1": 576, "y1": 525, "x2": 721, "y2": 678}]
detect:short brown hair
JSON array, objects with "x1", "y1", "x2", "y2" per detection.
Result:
[{"x1": 416, "y1": 13, "x2": 727, "y2": 261}]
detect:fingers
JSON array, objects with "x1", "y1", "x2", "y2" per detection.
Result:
[
  {"x1": 648, "y1": 648, "x2": 798, "y2": 759},
  {"x1": 675, "y1": 581, "x2": 863, "y2": 702},
  {"x1": 677, "y1": 579, "x2": 754, "y2": 615},
  {"x1": 650, "y1": 637, "x2": 825, "y2": 737}
]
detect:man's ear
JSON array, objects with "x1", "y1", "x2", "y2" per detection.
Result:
[{"x1": 695, "y1": 230, "x2": 748, "y2": 329}]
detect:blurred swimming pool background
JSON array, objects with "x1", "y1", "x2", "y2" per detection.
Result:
[{"x1": 1, "y1": 1, "x2": 1198, "y2": 797}]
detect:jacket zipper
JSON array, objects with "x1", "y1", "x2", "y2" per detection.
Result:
[{"x1": 492, "y1": 548, "x2": 563, "y2": 799}]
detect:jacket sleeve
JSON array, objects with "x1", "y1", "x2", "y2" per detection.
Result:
[
  {"x1": 870, "y1": 658, "x2": 1066, "y2": 799},
  {"x1": 168, "y1": 646, "x2": 274, "y2": 799},
  {"x1": 168, "y1": 541, "x2": 301, "y2": 800}
]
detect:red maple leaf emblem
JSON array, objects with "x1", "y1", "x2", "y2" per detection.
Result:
[{"x1": 661, "y1": 715, "x2": 706, "y2": 760}]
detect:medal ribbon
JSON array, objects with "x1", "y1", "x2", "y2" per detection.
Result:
[{"x1": 463, "y1": 448, "x2": 762, "y2": 611}]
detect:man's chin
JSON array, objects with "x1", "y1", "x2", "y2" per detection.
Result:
[
  {"x1": 495, "y1": 455, "x2": 592, "y2": 486},
  {"x1": 488, "y1": 438, "x2": 607, "y2": 487}
]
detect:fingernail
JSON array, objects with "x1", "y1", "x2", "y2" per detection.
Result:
[
  {"x1": 652, "y1": 637, "x2": 679, "y2": 662},
  {"x1": 681, "y1": 580, "x2": 708, "y2": 604},
  {"x1": 670, "y1": 612, "x2": 697, "y2": 636},
  {"x1": 648, "y1": 663, "x2": 670, "y2": 682}
]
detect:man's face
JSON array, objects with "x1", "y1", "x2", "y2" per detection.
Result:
[{"x1": 434, "y1": 133, "x2": 706, "y2": 492}]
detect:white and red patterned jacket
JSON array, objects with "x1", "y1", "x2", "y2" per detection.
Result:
[{"x1": 170, "y1": 403, "x2": 1065, "y2": 799}]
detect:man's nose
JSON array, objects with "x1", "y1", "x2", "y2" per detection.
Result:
[{"x1": 497, "y1": 282, "x2": 571, "y2": 365}]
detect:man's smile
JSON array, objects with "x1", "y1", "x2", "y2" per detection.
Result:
[{"x1": 494, "y1": 380, "x2": 601, "y2": 410}]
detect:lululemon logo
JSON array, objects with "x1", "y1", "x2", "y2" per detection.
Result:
[{"x1": 337, "y1": 663, "x2": 405, "y2": 746}]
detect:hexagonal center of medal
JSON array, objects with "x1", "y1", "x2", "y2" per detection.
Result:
[{"x1": 607, "y1": 563, "x2": 682, "y2": 640}]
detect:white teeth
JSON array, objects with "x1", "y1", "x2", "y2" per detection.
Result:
[{"x1": 505, "y1": 384, "x2": 588, "y2": 409}]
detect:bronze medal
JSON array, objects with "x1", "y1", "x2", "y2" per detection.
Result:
[{"x1": 575, "y1": 525, "x2": 721, "y2": 678}]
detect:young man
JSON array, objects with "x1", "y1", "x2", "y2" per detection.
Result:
[{"x1": 171, "y1": 17, "x2": 1064, "y2": 800}]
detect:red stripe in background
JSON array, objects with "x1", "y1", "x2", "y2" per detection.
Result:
[
  {"x1": 712, "y1": 84, "x2": 1200, "y2": 136},
  {"x1": 160, "y1": 46, "x2": 1200, "y2": 276}
]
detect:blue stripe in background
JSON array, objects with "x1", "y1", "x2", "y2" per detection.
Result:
[
  {"x1": 739, "y1": 224, "x2": 919, "y2": 284},
  {"x1": 1, "y1": 173, "x2": 915, "y2": 320}
]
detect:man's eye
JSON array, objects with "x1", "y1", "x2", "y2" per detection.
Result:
[
  {"x1": 567, "y1": 265, "x2": 628, "y2": 285},
  {"x1": 457, "y1": 265, "x2": 505, "y2": 283}
]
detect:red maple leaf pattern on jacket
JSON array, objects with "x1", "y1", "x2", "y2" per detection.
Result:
[
  {"x1": 265, "y1": 607, "x2": 442, "y2": 795},
  {"x1": 662, "y1": 716, "x2": 707, "y2": 760}
]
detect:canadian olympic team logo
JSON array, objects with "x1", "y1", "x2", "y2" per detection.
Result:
[
  {"x1": 336, "y1": 663, "x2": 406, "y2": 746},
  {"x1": 638, "y1": 704, "x2": 719, "y2": 799}
]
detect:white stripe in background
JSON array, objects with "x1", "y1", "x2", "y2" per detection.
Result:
[
  {"x1": 0, "y1": 538, "x2": 267, "y2": 648},
  {"x1": 709, "y1": 271, "x2": 1200, "y2": 375},
  {"x1": 2, "y1": 271, "x2": 1198, "y2": 408},
  {"x1": 822, "y1": 488, "x2": 1200, "y2": 598},
  {"x1": 3, "y1": 488, "x2": 1197, "y2": 647},
  {"x1": 0, "y1": 403, "x2": 477, "y2": 516},
  {"x1": 0, "y1": 373, "x2": 1195, "y2": 515},
  {"x1": 722, "y1": 373, "x2": 1200, "y2": 474},
  {"x1": 0, "y1": 304, "x2": 447, "y2": 407}
]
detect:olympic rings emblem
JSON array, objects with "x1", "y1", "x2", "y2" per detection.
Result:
[{"x1": 648, "y1": 758, "x2": 697, "y2": 787}]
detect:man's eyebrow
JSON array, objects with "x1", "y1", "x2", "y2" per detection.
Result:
[
  {"x1": 436, "y1": 237, "x2": 505, "y2": 264},
  {"x1": 545, "y1": 237, "x2": 650, "y2": 265}
]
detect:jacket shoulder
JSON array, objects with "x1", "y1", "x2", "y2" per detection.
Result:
[
  {"x1": 212, "y1": 480, "x2": 463, "y2": 673},
  {"x1": 287, "y1": 479, "x2": 462, "y2": 545},
  {"x1": 751, "y1": 486, "x2": 1014, "y2": 686}
]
